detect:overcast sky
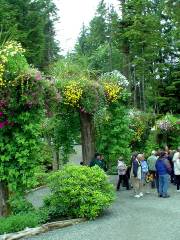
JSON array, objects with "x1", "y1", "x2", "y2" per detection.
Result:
[{"x1": 54, "y1": 0, "x2": 120, "y2": 54}]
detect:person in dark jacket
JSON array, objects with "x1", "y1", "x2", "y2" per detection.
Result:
[
  {"x1": 100, "y1": 154, "x2": 108, "y2": 171},
  {"x1": 89, "y1": 153, "x2": 105, "y2": 170},
  {"x1": 155, "y1": 151, "x2": 172, "y2": 198},
  {"x1": 89, "y1": 153, "x2": 101, "y2": 167}
]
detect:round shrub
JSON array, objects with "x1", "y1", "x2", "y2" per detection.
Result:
[{"x1": 44, "y1": 165, "x2": 115, "y2": 220}]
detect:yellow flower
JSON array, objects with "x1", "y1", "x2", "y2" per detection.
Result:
[
  {"x1": 104, "y1": 83, "x2": 122, "y2": 102},
  {"x1": 63, "y1": 82, "x2": 83, "y2": 107},
  {"x1": 0, "y1": 41, "x2": 25, "y2": 88}
]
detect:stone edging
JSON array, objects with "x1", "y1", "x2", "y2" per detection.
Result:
[{"x1": 0, "y1": 218, "x2": 86, "y2": 240}]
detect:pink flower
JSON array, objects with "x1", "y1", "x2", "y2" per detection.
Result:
[
  {"x1": 0, "y1": 112, "x2": 3, "y2": 117},
  {"x1": 0, "y1": 122, "x2": 5, "y2": 128},
  {"x1": 35, "y1": 72, "x2": 42, "y2": 81}
]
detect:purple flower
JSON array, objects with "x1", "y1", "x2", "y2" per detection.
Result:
[
  {"x1": 0, "y1": 100, "x2": 6, "y2": 106},
  {"x1": 0, "y1": 112, "x2": 3, "y2": 117},
  {"x1": 4, "y1": 120, "x2": 8, "y2": 125}
]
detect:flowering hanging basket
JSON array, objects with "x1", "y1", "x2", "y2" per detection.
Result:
[{"x1": 156, "y1": 120, "x2": 173, "y2": 132}]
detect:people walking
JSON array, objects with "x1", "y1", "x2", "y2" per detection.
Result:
[{"x1": 155, "y1": 151, "x2": 172, "y2": 198}]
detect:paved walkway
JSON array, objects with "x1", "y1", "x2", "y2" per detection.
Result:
[{"x1": 26, "y1": 182, "x2": 180, "y2": 240}]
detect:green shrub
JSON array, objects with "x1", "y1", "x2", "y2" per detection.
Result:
[
  {"x1": 9, "y1": 195, "x2": 35, "y2": 215},
  {"x1": 33, "y1": 166, "x2": 49, "y2": 187},
  {"x1": 0, "y1": 209, "x2": 50, "y2": 235},
  {"x1": 145, "y1": 131, "x2": 159, "y2": 156},
  {"x1": 106, "y1": 165, "x2": 118, "y2": 175},
  {"x1": 44, "y1": 165, "x2": 115, "y2": 220},
  {"x1": 0, "y1": 212, "x2": 40, "y2": 234}
]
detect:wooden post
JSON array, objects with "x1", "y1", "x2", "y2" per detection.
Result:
[{"x1": 80, "y1": 111, "x2": 95, "y2": 165}]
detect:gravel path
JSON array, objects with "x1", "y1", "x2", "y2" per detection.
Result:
[{"x1": 26, "y1": 181, "x2": 180, "y2": 240}]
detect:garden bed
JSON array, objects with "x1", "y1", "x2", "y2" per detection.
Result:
[{"x1": 0, "y1": 218, "x2": 85, "y2": 240}]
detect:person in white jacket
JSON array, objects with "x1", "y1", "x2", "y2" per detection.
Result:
[{"x1": 173, "y1": 147, "x2": 180, "y2": 192}]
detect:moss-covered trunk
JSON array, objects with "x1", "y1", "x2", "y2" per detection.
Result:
[
  {"x1": 0, "y1": 181, "x2": 9, "y2": 216},
  {"x1": 80, "y1": 112, "x2": 95, "y2": 165}
]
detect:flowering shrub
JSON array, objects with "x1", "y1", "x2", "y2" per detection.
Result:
[
  {"x1": 0, "y1": 40, "x2": 57, "y2": 195},
  {"x1": 129, "y1": 110, "x2": 146, "y2": 142},
  {"x1": 63, "y1": 81, "x2": 83, "y2": 107},
  {"x1": 52, "y1": 61, "x2": 129, "y2": 114},
  {"x1": 156, "y1": 120, "x2": 173, "y2": 131},
  {"x1": 155, "y1": 114, "x2": 179, "y2": 132},
  {"x1": 104, "y1": 83, "x2": 122, "y2": 102},
  {"x1": 0, "y1": 41, "x2": 25, "y2": 87},
  {"x1": 145, "y1": 114, "x2": 180, "y2": 154},
  {"x1": 59, "y1": 72, "x2": 128, "y2": 114}
]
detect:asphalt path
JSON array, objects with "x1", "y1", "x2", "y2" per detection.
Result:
[{"x1": 26, "y1": 180, "x2": 180, "y2": 240}]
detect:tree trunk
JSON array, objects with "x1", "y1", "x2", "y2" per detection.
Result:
[
  {"x1": 0, "y1": 181, "x2": 9, "y2": 217},
  {"x1": 52, "y1": 149, "x2": 59, "y2": 171},
  {"x1": 46, "y1": 136, "x2": 59, "y2": 171},
  {"x1": 120, "y1": 0, "x2": 130, "y2": 80},
  {"x1": 80, "y1": 112, "x2": 95, "y2": 165}
]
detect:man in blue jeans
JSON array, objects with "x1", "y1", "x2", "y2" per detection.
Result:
[{"x1": 155, "y1": 151, "x2": 172, "y2": 198}]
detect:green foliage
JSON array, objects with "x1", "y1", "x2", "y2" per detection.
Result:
[
  {"x1": 144, "y1": 131, "x2": 159, "y2": 156},
  {"x1": 144, "y1": 114, "x2": 180, "y2": 154},
  {"x1": 8, "y1": 195, "x2": 34, "y2": 215},
  {"x1": 129, "y1": 110, "x2": 156, "y2": 152},
  {"x1": 74, "y1": 1, "x2": 123, "y2": 73},
  {"x1": 0, "y1": 206, "x2": 51, "y2": 234},
  {"x1": 0, "y1": 41, "x2": 58, "y2": 195},
  {"x1": 0, "y1": 212, "x2": 40, "y2": 234},
  {"x1": 42, "y1": 105, "x2": 80, "y2": 165},
  {"x1": 33, "y1": 166, "x2": 49, "y2": 187},
  {"x1": 0, "y1": 109, "x2": 44, "y2": 191},
  {"x1": 75, "y1": 0, "x2": 180, "y2": 114},
  {"x1": 106, "y1": 165, "x2": 118, "y2": 175},
  {"x1": 0, "y1": 0, "x2": 59, "y2": 68},
  {"x1": 121, "y1": 0, "x2": 180, "y2": 113},
  {"x1": 44, "y1": 165, "x2": 115, "y2": 220},
  {"x1": 96, "y1": 103, "x2": 133, "y2": 167}
]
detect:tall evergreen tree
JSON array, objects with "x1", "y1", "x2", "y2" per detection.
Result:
[
  {"x1": 75, "y1": 1, "x2": 122, "y2": 73},
  {"x1": 118, "y1": 0, "x2": 180, "y2": 113},
  {"x1": 0, "y1": 0, "x2": 59, "y2": 68}
]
